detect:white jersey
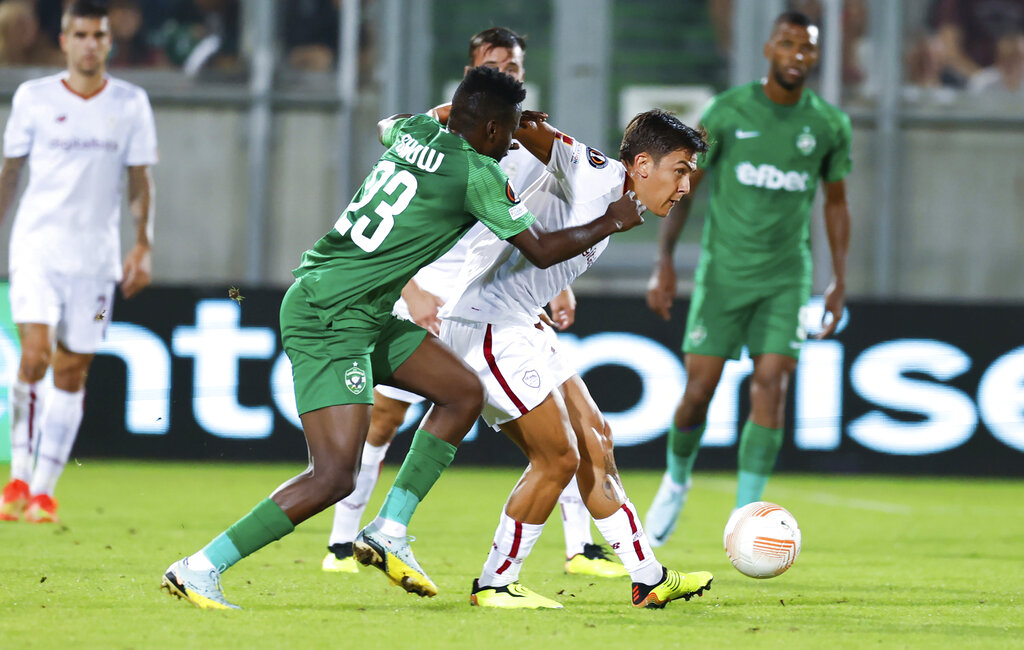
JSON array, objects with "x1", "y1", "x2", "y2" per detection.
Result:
[
  {"x1": 393, "y1": 143, "x2": 546, "y2": 317},
  {"x1": 3, "y1": 73, "x2": 159, "y2": 281},
  {"x1": 442, "y1": 133, "x2": 641, "y2": 327}
]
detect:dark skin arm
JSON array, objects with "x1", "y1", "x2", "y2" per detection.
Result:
[
  {"x1": 0, "y1": 156, "x2": 26, "y2": 227},
  {"x1": 646, "y1": 170, "x2": 704, "y2": 320},
  {"x1": 819, "y1": 179, "x2": 850, "y2": 339}
]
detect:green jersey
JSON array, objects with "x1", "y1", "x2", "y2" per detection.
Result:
[
  {"x1": 695, "y1": 81, "x2": 852, "y2": 287},
  {"x1": 293, "y1": 114, "x2": 536, "y2": 323}
]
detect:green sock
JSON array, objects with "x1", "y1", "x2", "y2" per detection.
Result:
[
  {"x1": 736, "y1": 421, "x2": 784, "y2": 507},
  {"x1": 378, "y1": 429, "x2": 457, "y2": 526},
  {"x1": 209, "y1": 498, "x2": 294, "y2": 571},
  {"x1": 666, "y1": 422, "x2": 706, "y2": 486}
]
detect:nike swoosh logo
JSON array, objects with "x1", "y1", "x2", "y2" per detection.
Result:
[{"x1": 735, "y1": 129, "x2": 760, "y2": 139}]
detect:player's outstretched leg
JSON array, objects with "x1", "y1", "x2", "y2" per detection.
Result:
[
  {"x1": 352, "y1": 336, "x2": 484, "y2": 597},
  {"x1": 322, "y1": 440, "x2": 391, "y2": 573},
  {"x1": 561, "y1": 375, "x2": 713, "y2": 608}
]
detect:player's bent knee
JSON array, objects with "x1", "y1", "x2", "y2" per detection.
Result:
[{"x1": 683, "y1": 381, "x2": 717, "y2": 407}]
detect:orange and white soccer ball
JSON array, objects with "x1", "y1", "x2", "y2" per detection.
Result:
[{"x1": 723, "y1": 501, "x2": 801, "y2": 579}]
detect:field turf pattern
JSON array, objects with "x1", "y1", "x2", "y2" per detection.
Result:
[{"x1": 1, "y1": 461, "x2": 1022, "y2": 649}]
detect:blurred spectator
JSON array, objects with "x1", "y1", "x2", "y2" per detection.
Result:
[
  {"x1": 284, "y1": 0, "x2": 338, "y2": 72},
  {"x1": 968, "y1": 30, "x2": 1024, "y2": 94},
  {"x1": 903, "y1": 32, "x2": 957, "y2": 103},
  {"x1": 108, "y1": 0, "x2": 169, "y2": 68},
  {"x1": 151, "y1": 0, "x2": 240, "y2": 75},
  {"x1": 0, "y1": 0, "x2": 63, "y2": 66},
  {"x1": 931, "y1": 0, "x2": 1024, "y2": 85}
]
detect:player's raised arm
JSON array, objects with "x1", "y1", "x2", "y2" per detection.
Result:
[
  {"x1": 511, "y1": 113, "x2": 556, "y2": 165},
  {"x1": 0, "y1": 157, "x2": 26, "y2": 227},
  {"x1": 646, "y1": 169, "x2": 703, "y2": 321},
  {"x1": 507, "y1": 192, "x2": 644, "y2": 269},
  {"x1": 818, "y1": 178, "x2": 850, "y2": 339}
]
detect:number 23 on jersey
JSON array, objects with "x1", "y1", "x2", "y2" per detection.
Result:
[{"x1": 333, "y1": 160, "x2": 418, "y2": 252}]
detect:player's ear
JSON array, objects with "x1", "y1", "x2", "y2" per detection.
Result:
[{"x1": 634, "y1": 152, "x2": 652, "y2": 179}]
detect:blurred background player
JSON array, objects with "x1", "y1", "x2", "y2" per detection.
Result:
[
  {"x1": 0, "y1": 0, "x2": 158, "y2": 524},
  {"x1": 322, "y1": 26, "x2": 626, "y2": 581},
  {"x1": 437, "y1": 107, "x2": 712, "y2": 608},
  {"x1": 644, "y1": 10, "x2": 851, "y2": 547},
  {"x1": 162, "y1": 66, "x2": 644, "y2": 610}
]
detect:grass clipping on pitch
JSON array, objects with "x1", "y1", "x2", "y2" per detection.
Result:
[{"x1": 0, "y1": 461, "x2": 1021, "y2": 649}]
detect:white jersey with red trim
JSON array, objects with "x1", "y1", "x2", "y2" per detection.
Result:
[
  {"x1": 441, "y1": 133, "x2": 636, "y2": 327},
  {"x1": 393, "y1": 142, "x2": 546, "y2": 317},
  {"x1": 3, "y1": 73, "x2": 159, "y2": 281}
]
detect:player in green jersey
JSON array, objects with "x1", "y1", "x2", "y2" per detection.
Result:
[
  {"x1": 161, "y1": 66, "x2": 645, "y2": 610},
  {"x1": 644, "y1": 11, "x2": 852, "y2": 547}
]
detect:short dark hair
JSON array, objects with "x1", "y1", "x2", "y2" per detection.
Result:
[
  {"x1": 773, "y1": 10, "x2": 816, "y2": 31},
  {"x1": 450, "y1": 65, "x2": 526, "y2": 129},
  {"x1": 618, "y1": 109, "x2": 708, "y2": 164},
  {"x1": 467, "y1": 27, "x2": 527, "y2": 65},
  {"x1": 62, "y1": 0, "x2": 108, "y2": 30}
]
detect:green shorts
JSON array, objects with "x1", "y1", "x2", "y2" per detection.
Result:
[
  {"x1": 683, "y1": 281, "x2": 811, "y2": 361},
  {"x1": 280, "y1": 280, "x2": 428, "y2": 415}
]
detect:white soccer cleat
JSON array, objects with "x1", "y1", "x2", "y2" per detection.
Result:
[
  {"x1": 161, "y1": 558, "x2": 240, "y2": 610},
  {"x1": 644, "y1": 474, "x2": 691, "y2": 547}
]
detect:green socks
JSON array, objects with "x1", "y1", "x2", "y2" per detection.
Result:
[
  {"x1": 666, "y1": 422, "x2": 706, "y2": 486},
  {"x1": 736, "y1": 421, "x2": 784, "y2": 507},
  {"x1": 201, "y1": 498, "x2": 295, "y2": 574},
  {"x1": 378, "y1": 429, "x2": 457, "y2": 526}
]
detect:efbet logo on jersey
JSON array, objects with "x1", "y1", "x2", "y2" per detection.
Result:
[
  {"x1": 735, "y1": 162, "x2": 810, "y2": 192},
  {"x1": 345, "y1": 362, "x2": 367, "y2": 395}
]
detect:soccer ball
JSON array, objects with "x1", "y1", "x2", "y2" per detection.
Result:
[{"x1": 723, "y1": 501, "x2": 801, "y2": 579}]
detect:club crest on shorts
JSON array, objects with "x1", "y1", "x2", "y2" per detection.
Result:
[
  {"x1": 586, "y1": 147, "x2": 608, "y2": 169},
  {"x1": 796, "y1": 127, "x2": 816, "y2": 156},
  {"x1": 689, "y1": 321, "x2": 707, "y2": 347},
  {"x1": 345, "y1": 362, "x2": 367, "y2": 394},
  {"x1": 522, "y1": 369, "x2": 541, "y2": 389}
]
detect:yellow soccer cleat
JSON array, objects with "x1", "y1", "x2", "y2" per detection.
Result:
[
  {"x1": 470, "y1": 579, "x2": 564, "y2": 609},
  {"x1": 564, "y1": 543, "x2": 629, "y2": 578},
  {"x1": 353, "y1": 524, "x2": 437, "y2": 597},
  {"x1": 0, "y1": 479, "x2": 30, "y2": 522},
  {"x1": 631, "y1": 567, "x2": 713, "y2": 609},
  {"x1": 161, "y1": 558, "x2": 241, "y2": 610},
  {"x1": 322, "y1": 543, "x2": 359, "y2": 573},
  {"x1": 23, "y1": 494, "x2": 59, "y2": 524}
]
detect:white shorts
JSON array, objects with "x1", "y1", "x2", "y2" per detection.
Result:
[
  {"x1": 440, "y1": 318, "x2": 574, "y2": 428},
  {"x1": 375, "y1": 382, "x2": 426, "y2": 405},
  {"x1": 8, "y1": 268, "x2": 115, "y2": 354}
]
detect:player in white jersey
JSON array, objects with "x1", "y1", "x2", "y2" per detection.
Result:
[
  {"x1": 0, "y1": 1, "x2": 158, "y2": 524},
  {"x1": 437, "y1": 109, "x2": 715, "y2": 609},
  {"x1": 321, "y1": 27, "x2": 625, "y2": 581}
]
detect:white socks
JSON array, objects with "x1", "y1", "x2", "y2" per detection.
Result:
[
  {"x1": 558, "y1": 475, "x2": 594, "y2": 558},
  {"x1": 29, "y1": 387, "x2": 85, "y2": 497},
  {"x1": 593, "y1": 499, "x2": 663, "y2": 585},
  {"x1": 329, "y1": 441, "x2": 390, "y2": 546},
  {"x1": 479, "y1": 510, "x2": 544, "y2": 588},
  {"x1": 8, "y1": 378, "x2": 41, "y2": 483}
]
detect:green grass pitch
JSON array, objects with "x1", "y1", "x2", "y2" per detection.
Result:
[{"x1": 1, "y1": 461, "x2": 1022, "y2": 649}]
